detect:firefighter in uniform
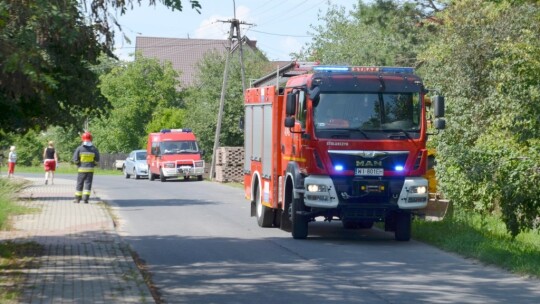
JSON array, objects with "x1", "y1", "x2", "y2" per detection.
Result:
[{"x1": 72, "y1": 132, "x2": 100, "y2": 204}]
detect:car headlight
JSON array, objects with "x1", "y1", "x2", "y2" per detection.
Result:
[
  {"x1": 409, "y1": 185, "x2": 427, "y2": 194},
  {"x1": 307, "y1": 184, "x2": 327, "y2": 192}
]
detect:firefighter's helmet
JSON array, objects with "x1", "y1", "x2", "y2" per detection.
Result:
[{"x1": 81, "y1": 132, "x2": 93, "y2": 142}]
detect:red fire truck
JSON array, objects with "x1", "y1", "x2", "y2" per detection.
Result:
[
  {"x1": 244, "y1": 65, "x2": 445, "y2": 241},
  {"x1": 146, "y1": 129, "x2": 205, "y2": 182}
]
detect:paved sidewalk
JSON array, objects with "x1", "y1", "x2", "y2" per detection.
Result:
[{"x1": 0, "y1": 177, "x2": 154, "y2": 303}]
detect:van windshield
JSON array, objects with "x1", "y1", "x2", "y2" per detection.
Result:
[{"x1": 160, "y1": 141, "x2": 199, "y2": 154}]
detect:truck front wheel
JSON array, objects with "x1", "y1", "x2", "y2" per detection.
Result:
[
  {"x1": 291, "y1": 196, "x2": 308, "y2": 239},
  {"x1": 394, "y1": 212, "x2": 411, "y2": 241}
]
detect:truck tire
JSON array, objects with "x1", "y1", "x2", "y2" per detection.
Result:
[
  {"x1": 159, "y1": 169, "x2": 166, "y2": 182},
  {"x1": 123, "y1": 167, "x2": 130, "y2": 179},
  {"x1": 197, "y1": 175, "x2": 203, "y2": 181},
  {"x1": 394, "y1": 212, "x2": 411, "y2": 241},
  {"x1": 291, "y1": 196, "x2": 308, "y2": 239},
  {"x1": 255, "y1": 186, "x2": 273, "y2": 227}
]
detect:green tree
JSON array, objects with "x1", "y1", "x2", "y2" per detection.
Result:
[
  {"x1": 183, "y1": 50, "x2": 268, "y2": 159},
  {"x1": 93, "y1": 55, "x2": 182, "y2": 152},
  {"x1": 296, "y1": 0, "x2": 438, "y2": 66},
  {"x1": 0, "y1": 0, "x2": 200, "y2": 134},
  {"x1": 420, "y1": 0, "x2": 540, "y2": 236},
  {"x1": 0, "y1": 0, "x2": 107, "y2": 133}
]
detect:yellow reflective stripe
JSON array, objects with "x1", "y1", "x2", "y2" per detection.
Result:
[
  {"x1": 80, "y1": 152, "x2": 95, "y2": 163},
  {"x1": 78, "y1": 168, "x2": 95, "y2": 173},
  {"x1": 283, "y1": 156, "x2": 306, "y2": 162},
  {"x1": 83, "y1": 190, "x2": 91, "y2": 195},
  {"x1": 75, "y1": 191, "x2": 82, "y2": 196}
]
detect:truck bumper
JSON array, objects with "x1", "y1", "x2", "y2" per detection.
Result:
[
  {"x1": 161, "y1": 167, "x2": 204, "y2": 177},
  {"x1": 303, "y1": 175, "x2": 428, "y2": 210}
]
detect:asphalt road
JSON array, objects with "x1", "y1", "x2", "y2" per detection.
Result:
[{"x1": 87, "y1": 174, "x2": 540, "y2": 304}]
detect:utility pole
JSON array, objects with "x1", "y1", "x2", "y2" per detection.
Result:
[{"x1": 208, "y1": 6, "x2": 252, "y2": 181}]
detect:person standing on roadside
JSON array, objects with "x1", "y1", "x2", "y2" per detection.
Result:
[
  {"x1": 72, "y1": 132, "x2": 100, "y2": 204},
  {"x1": 7, "y1": 146, "x2": 17, "y2": 178},
  {"x1": 43, "y1": 141, "x2": 58, "y2": 185}
]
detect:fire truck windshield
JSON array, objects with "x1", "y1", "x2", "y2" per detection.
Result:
[
  {"x1": 160, "y1": 141, "x2": 199, "y2": 154},
  {"x1": 313, "y1": 92, "x2": 421, "y2": 139}
]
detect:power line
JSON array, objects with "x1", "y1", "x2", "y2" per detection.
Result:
[{"x1": 248, "y1": 29, "x2": 312, "y2": 38}]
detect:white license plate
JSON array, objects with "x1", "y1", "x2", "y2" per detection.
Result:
[{"x1": 355, "y1": 168, "x2": 384, "y2": 176}]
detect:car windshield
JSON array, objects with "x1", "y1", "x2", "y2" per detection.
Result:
[
  {"x1": 160, "y1": 141, "x2": 199, "y2": 154},
  {"x1": 313, "y1": 92, "x2": 421, "y2": 139},
  {"x1": 135, "y1": 152, "x2": 147, "y2": 160}
]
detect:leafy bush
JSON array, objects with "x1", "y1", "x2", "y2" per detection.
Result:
[{"x1": 420, "y1": 0, "x2": 540, "y2": 236}]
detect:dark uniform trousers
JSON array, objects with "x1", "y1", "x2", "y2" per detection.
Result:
[{"x1": 75, "y1": 172, "x2": 94, "y2": 203}]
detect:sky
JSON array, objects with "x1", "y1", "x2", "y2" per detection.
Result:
[{"x1": 113, "y1": 0, "x2": 357, "y2": 61}]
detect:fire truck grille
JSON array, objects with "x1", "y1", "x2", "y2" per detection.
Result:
[
  {"x1": 332, "y1": 176, "x2": 404, "y2": 205},
  {"x1": 328, "y1": 151, "x2": 409, "y2": 171}
]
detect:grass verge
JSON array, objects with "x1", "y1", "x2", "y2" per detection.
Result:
[
  {"x1": 413, "y1": 213, "x2": 540, "y2": 278},
  {"x1": 0, "y1": 241, "x2": 43, "y2": 303},
  {"x1": 0, "y1": 178, "x2": 43, "y2": 302},
  {"x1": 0, "y1": 179, "x2": 31, "y2": 230}
]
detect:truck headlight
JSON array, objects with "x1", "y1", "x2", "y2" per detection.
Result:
[
  {"x1": 307, "y1": 184, "x2": 327, "y2": 192},
  {"x1": 409, "y1": 185, "x2": 427, "y2": 194},
  {"x1": 163, "y1": 163, "x2": 175, "y2": 168}
]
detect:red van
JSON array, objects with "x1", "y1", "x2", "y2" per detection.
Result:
[{"x1": 146, "y1": 129, "x2": 205, "y2": 182}]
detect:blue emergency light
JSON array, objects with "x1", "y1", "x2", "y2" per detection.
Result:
[
  {"x1": 160, "y1": 128, "x2": 192, "y2": 133},
  {"x1": 313, "y1": 66, "x2": 349, "y2": 72},
  {"x1": 379, "y1": 67, "x2": 415, "y2": 74},
  {"x1": 313, "y1": 66, "x2": 414, "y2": 74}
]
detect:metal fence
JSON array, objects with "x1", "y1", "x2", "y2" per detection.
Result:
[{"x1": 99, "y1": 153, "x2": 128, "y2": 170}]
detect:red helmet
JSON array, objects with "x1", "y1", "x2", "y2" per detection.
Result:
[{"x1": 81, "y1": 132, "x2": 93, "y2": 142}]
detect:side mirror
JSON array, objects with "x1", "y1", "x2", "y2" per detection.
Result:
[
  {"x1": 433, "y1": 95, "x2": 445, "y2": 118},
  {"x1": 286, "y1": 93, "x2": 296, "y2": 116},
  {"x1": 434, "y1": 118, "x2": 446, "y2": 130},
  {"x1": 200, "y1": 150, "x2": 205, "y2": 156},
  {"x1": 284, "y1": 116, "x2": 295, "y2": 128},
  {"x1": 309, "y1": 86, "x2": 320, "y2": 105}
]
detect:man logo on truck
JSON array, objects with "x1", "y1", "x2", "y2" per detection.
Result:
[{"x1": 356, "y1": 160, "x2": 383, "y2": 167}]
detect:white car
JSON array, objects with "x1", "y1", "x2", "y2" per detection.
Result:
[{"x1": 123, "y1": 150, "x2": 148, "y2": 179}]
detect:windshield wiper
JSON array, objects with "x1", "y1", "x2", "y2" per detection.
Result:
[
  {"x1": 320, "y1": 128, "x2": 369, "y2": 139},
  {"x1": 379, "y1": 129, "x2": 414, "y2": 140}
]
